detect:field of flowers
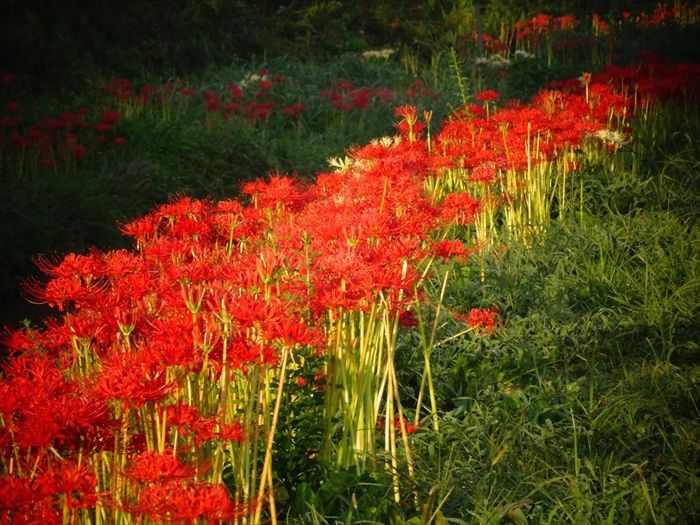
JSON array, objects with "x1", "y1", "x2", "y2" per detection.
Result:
[{"x1": 1, "y1": 3, "x2": 699, "y2": 524}]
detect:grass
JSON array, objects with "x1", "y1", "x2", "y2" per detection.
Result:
[{"x1": 393, "y1": 103, "x2": 700, "y2": 523}]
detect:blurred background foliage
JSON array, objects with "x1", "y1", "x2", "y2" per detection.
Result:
[{"x1": 0, "y1": 0, "x2": 679, "y2": 89}]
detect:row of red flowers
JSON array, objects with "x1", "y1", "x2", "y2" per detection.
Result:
[
  {"x1": 2, "y1": 51, "x2": 699, "y2": 521},
  {"x1": 0, "y1": 68, "x2": 441, "y2": 175},
  {"x1": 461, "y1": 2, "x2": 699, "y2": 58}
]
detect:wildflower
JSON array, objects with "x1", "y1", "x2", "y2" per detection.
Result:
[
  {"x1": 258, "y1": 79, "x2": 274, "y2": 91},
  {"x1": 283, "y1": 102, "x2": 304, "y2": 117},
  {"x1": 202, "y1": 91, "x2": 221, "y2": 111},
  {"x1": 433, "y1": 239, "x2": 471, "y2": 263},
  {"x1": 438, "y1": 192, "x2": 481, "y2": 225},
  {"x1": 455, "y1": 307, "x2": 499, "y2": 334},
  {"x1": 362, "y1": 48, "x2": 395, "y2": 59},
  {"x1": 470, "y1": 162, "x2": 499, "y2": 184},
  {"x1": 594, "y1": 128, "x2": 632, "y2": 146},
  {"x1": 0, "y1": 475, "x2": 38, "y2": 513},
  {"x1": 131, "y1": 480, "x2": 252, "y2": 522},
  {"x1": 100, "y1": 110, "x2": 122, "y2": 125},
  {"x1": 377, "y1": 417, "x2": 417, "y2": 434},
  {"x1": 514, "y1": 49, "x2": 535, "y2": 59},
  {"x1": 474, "y1": 54, "x2": 511, "y2": 67},
  {"x1": 394, "y1": 104, "x2": 424, "y2": 141},
  {"x1": 72, "y1": 144, "x2": 87, "y2": 160},
  {"x1": 124, "y1": 449, "x2": 197, "y2": 483},
  {"x1": 398, "y1": 309, "x2": 418, "y2": 327},
  {"x1": 226, "y1": 83, "x2": 243, "y2": 99},
  {"x1": 246, "y1": 101, "x2": 275, "y2": 120},
  {"x1": 475, "y1": 90, "x2": 500, "y2": 103}
]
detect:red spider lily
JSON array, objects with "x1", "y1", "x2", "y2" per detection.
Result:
[
  {"x1": 405, "y1": 79, "x2": 440, "y2": 100},
  {"x1": 124, "y1": 449, "x2": 198, "y2": 483},
  {"x1": 0, "y1": 353, "x2": 111, "y2": 451},
  {"x1": 0, "y1": 476, "x2": 40, "y2": 514},
  {"x1": 470, "y1": 162, "x2": 500, "y2": 184},
  {"x1": 129, "y1": 479, "x2": 253, "y2": 523},
  {"x1": 71, "y1": 143, "x2": 87, "y2": 160},
  {"x1": 245, "y1": 101, "x2": 276, "y2": 121},
  {"x1": 37, "y1": 461, "x2": 100, "y2": 509},
  {"x1": 455, "y1": 307, "x2": 499, "y2": 335},
  {"x1": 100, "y1": 110, "x2": 122, "y2": 126},
  {"x1": 350, "y1": 86, "x2": 371, "y2": 109},
  {"x1": 398, "y1": 309, "x2": 419, "y2": 327},
  {"x1": 93, "y1": 121, "x2": 111, "y2": 133},
  {"x1": 195, "y1": 419, "x2": 247, "y2": 445},
  {"x1": 6, "y1": 45, "x2": 695, "y2": 517},
  {"x1": 283, "y1": 102, "x2": 305, "y2": 117},
  {"x1": 394, "y1": 104, "x2": 426, "y2": 141},
  {"x1": 439, "y1": 192, "x2": 481, "y2": 225},
  {"x1": 258, "y1": 79, "x2": 274, "y2": 91},
  {"x1": 226, "y1": 83, "x2": 243, "y2": 99},
  {"x1": 475, "y1": 90, "x2": 500, "y2": 103},
  {"x1": 265, "y1": 315, "x2": 325, "y2": 348},
  {"x1": 92, "y1": 352, "x2": 173, "y2": 410},
  {"x1": 433, "y1": 239, "x2": 471, "y2": 264},
  {"x1": 103, "y1": 77, "x2": 133, "y2": 101},
  {"x1": 377, "y1": 416, "x2": 417, "y2": 434},
  {"x1": 202, "y1": 91, "x2": 221, "y2": 111},
  {"x1": 241, "y1": 173, "x2": 311, "y2": 211}
]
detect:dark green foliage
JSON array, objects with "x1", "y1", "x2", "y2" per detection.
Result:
[{"x1": 1, "y1": 0, "x2": 273, "y2": 91}]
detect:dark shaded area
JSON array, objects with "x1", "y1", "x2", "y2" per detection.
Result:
[
  {"x1": 1, "y1": 0, "x2": 268, "y2": 89},
  {"x1": 0, "y1": 0, "x2": 676, "y2": 89}
]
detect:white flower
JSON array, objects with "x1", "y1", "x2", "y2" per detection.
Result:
[
  {"x1": 514, "y1": 49, "x2": 535, "y2": 59},
  {"x1": 362, "y1": 48, "x2": 396, "y2": 59},
  {"x1": 328, "y1": 156, "x2": 354, "y2": 172},
  {"x1": 475, "y1": 54, "x2": 511, "y2": 67},
  {"x1": 594, "y1": 129, "x2": 632, "y2": 146},
  {"x1": 370, "y1": 136, "x2": 401, "y2": 148}
]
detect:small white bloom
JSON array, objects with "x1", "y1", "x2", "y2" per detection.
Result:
[
  {"x1": 328, "y1": 156, "x2": 354, "y2": 171},
  {"x1": 370, "y1": 136, "x2": 401, "y2": 148},
  {"x1": 475, "y1": 54, "x2": 511, "y2": 67},
  {"x1": 362, "y1": 48, "x2": 396, "y2": 60},
  {"x1": 594, "y1": 129, "x2": 632, "y2": 146},
  {"x1": 514, "y1": 49, "x2": 535, "y2": 59}
]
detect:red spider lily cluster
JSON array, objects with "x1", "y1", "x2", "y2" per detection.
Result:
[
  {"x1": 0, "y1": 101, "x2": 125, "y2": 173},
  {"x1": 463, "y1": 3, "x2": 700, "y2": 62},
  {"x1": 102, "y1": 72, "x2": 440, "y2": 126},
  {"x1": 454, "y1": 307, "x2": 499, "y2": 335},
  {"x1": 0, "y1": 67, "x2": 441, "y2": 178},
  {"x1": 553, "y1": 53, "x2": 700, "y2": 103},
  {"x1": 2, "y1": 44, "x2": 700, "y2": 522},
  {"x1": 437, "y1": 80, "x2": 628, "y2": 173},
  {"x1": 431, "y1": 55, "x2": 700, "y2": 243},
  {"x1": 0, "y1": 121, "x2": 478, "y2": 521}
]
